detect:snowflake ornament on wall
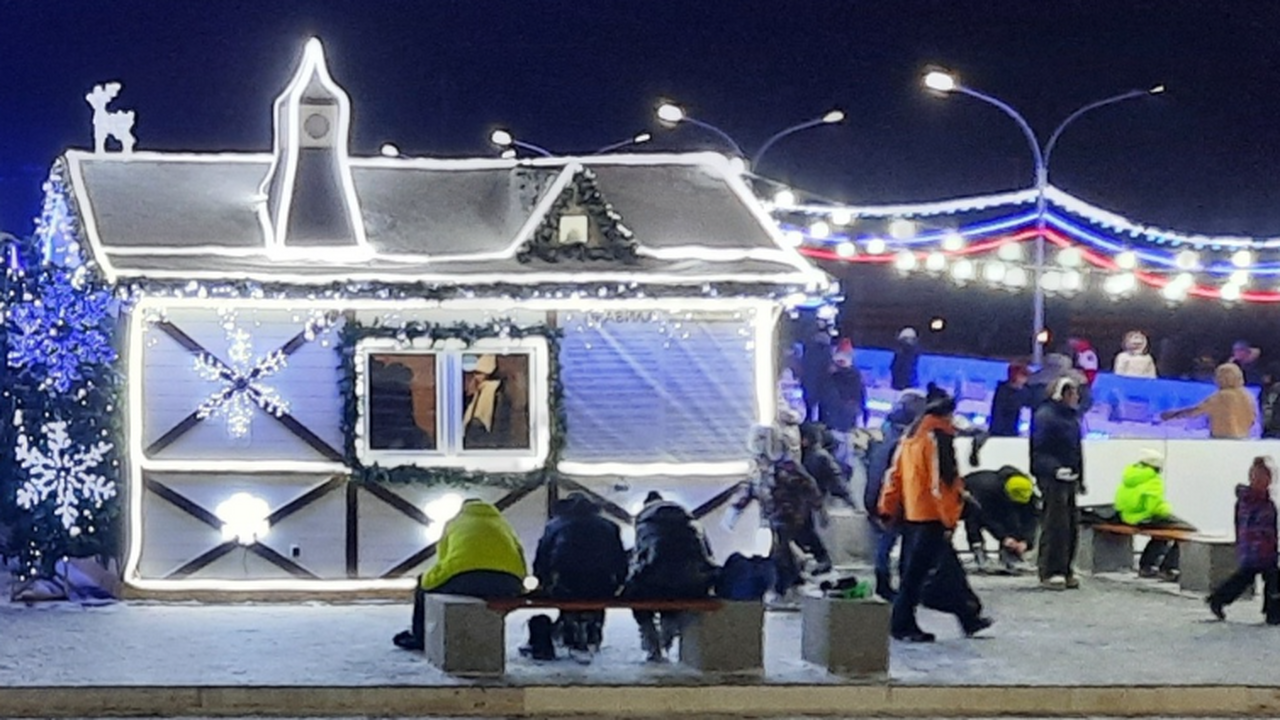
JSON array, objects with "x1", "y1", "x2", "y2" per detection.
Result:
[
  {"x1": 193, "y1": 322, "x2": 291, "y2": 438},
  {"x1": 7, "y1": 268, "x2": 117, "y2": 394},
  {"x1": 15, "y1": 421, "x2": 116, "y2": 532}
]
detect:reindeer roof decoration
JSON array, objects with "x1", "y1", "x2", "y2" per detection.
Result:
[{"x1": 86, "y1": 82, "x2": 136, "y2": 155}]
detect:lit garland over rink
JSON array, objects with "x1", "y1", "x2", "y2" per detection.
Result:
[{"x1": 772, "y1": 185, "x2": 1280, "y2": 304}]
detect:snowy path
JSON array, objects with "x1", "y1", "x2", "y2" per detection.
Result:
[{"x1": 0, "y1": 573, "x2": 1275, "y2": 687}]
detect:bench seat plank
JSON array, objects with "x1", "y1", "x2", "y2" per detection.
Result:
[
  {"x1": 1091, "y1": 523, "x2": 1196, "y2": 542},
  {"x1": 488, "y1": 598, "x2": 723, "y2": 613}
]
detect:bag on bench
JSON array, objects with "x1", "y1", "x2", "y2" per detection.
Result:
[{"x1": 716, "y1": 552, "x2": 775, "y2": 601}]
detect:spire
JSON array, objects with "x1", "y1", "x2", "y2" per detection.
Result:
[{"x1": 259, "y1": 38, "x2": 368, "y2": 254}]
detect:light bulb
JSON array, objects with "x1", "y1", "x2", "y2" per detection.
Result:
[
  {"x1": 1175, "y1": 249, "x2": 1199, "y2": 270},
  {"x1": 808, "y1": 221, "x2": 831, "y2": 240},
  {"x1": 1231, "y1": 269, "x2": 1250, "y2": 286},
  {"x1": 950, "y1": 259, "x2": 975, "y2": 283},
  {"x1": 782, "y1": 230, "x2": 804, "y2": 248},
  {"x1": 941, "y1": 231, "x2": 965, "y2": 252},
  {"x1": 894, "y1": 250, "x2": 918, "y2": 272},
  {"x1": 1162, "y1": 280, "x2": 1188, "y2": 303},
  {"x1": 1115, "y1": 250, "x2": 1138, "y2": 270},
  {"x1": 1232, "y1": 249, "x2": 1254, "y2": 268},
  {"x1": 1041, "y1": 270, "x2": 1063, "y2": 292},
  {"x1": 1062, "y1": 270, "x2": 1083, "y2": 293},
  {"x1": 1221, "y1": 283, "x2": 1242, "y2": 302},
  {"x1": 1057, "y1": 246, "x2": 1083, "y2": 268},
  {"x1": 997, "y1": 242, "x2": 1024, "y2": 262},
  {"x1": 924, "y1": 251, "x2": 947, "y2": 273},
  {"x1": 924, "y1": 70, "x2": 957, "y2": 92},
  {"x1": 1004, "y1": 266, "x2": 1028, "y2": 288},
  {"x1": 657, "y1": 103, "x2": 685, "y2": 123},
  {"x1": 888, "y1": 219, "x2": 916, "y2": 239},
  {"x1": 835, "y1": 241, "x2": 857, "y2": 258},
  {"x1": 983, "y1": 261, "x2": 1007, "y2": 284},
  {"x1": 865, "y1": 238, "x2": 887, "y2": 255},
  {"x1": 831, "y1": 209, "x2": 853, "y2": 226},
  {"x1": 774, "y1": 189, "x2": 797, "y2": 208}
]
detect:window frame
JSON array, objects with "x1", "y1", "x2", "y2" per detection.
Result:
[{"x1": 354, "y1": 335, "x2": 551, "y2": 473}]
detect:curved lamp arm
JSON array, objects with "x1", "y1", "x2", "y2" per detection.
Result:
[
  {"x1": 753, "y1": 118, "x2": 827, "y2": 171},
  {"x1": 1044, "y1": 89, "x2": 1154, "y2": 171},
  {"x1": 954, "y1": 85, "x2": 1045, "y2": 187}
]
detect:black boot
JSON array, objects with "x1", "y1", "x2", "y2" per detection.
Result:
[
  {"x1": 519, "y1": 614, "x2": 556, "y2": 661},
  {"x1": 875, "y1": 570, "x2": 896, "y2": 601}
]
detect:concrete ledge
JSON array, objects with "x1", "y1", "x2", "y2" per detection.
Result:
[{"x1": 4, "y1": 684, "x2": 1280, "y2": 717}]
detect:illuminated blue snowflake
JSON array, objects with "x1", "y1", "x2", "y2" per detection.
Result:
[{"x1": 7, "y1": 269, "x2": 117, "y2": 394}]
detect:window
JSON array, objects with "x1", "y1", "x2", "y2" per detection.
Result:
[{"x1": 355, "y1": 336, "x2": 549, "y2": 472}]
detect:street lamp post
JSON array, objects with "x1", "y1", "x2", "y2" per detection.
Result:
[
  {"x1": 657, "y1": 102, "x2": 843, "y2": 171},
  {"x1": 923, "y1": 70, "x2": 1162, "y2": 365}
]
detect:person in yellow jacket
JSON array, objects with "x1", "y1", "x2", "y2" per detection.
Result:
[
  {"x1": 878, "y1": 389, "x2": 991, "y2": 643},
  {"x1": 393, "y1": 499, "x2": 527, "y2": 650},
  {"x1": 1113, "y1": 449, "x2": 1193, "y2": 581}
]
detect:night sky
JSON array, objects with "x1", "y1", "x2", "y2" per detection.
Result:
[{"x1": 4, "y1": 2, "x2": 1280, "y2": 240}]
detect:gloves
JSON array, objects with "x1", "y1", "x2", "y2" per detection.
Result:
[
  {"x1": 1055, "y1": 467, "x2": 1079, "y2": 482},
  {"x1": 721, "y1": 508, "x2": 742, "y2": 532}
]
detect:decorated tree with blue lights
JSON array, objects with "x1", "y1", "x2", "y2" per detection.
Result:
[{"x1": 1, "y1": 163, "x2": 124, "y2": 584}]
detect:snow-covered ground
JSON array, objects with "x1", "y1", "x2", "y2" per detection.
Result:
[{"x1": 2, "y1": 570, "x2": 1277, "y2": 688}]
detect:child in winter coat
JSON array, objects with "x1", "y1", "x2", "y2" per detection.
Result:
[
  {"x1": 1207, "y1": 457, "x2": 1280, "y2": 623},
  {"x1": 1113, "y1": 450, "x2": 1191, "y2": 581}
]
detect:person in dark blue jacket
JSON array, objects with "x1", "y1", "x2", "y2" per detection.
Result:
[{"x1": 532, "y1": 493, "x2": 628, "y2": 659}]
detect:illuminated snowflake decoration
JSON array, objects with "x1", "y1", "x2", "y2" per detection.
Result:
[
  {"x1": 193, "y1": 323, "x2": 291, "y2": 438},
  {"x1": 15, "y1": 421, "x2": 115, "y2": 532},
  {"x1": 6, "y1": 268, "x2": 116, "y2": 394}
]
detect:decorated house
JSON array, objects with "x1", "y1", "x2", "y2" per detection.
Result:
[{"x1": 2, "y1": 39, "x2": 830, "y2": 595}]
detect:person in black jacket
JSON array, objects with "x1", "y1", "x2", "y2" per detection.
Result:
[
  {"x1": 1030, "y1": 377, "x2": 1085, "y2": 590},
  {"x1": 891, "y1": 328, "x2": 920, "y2": 390},
  {"x1": 962, "y1": 466, "x2": 1039, "y2": 573},
  {"x1": 864, "y1": 389, "x2": 927, "y2": 600},
  {"x1": 625, "y1": 492, "x2": 717, "y2": 662},
  {"x1": 988, "y1": 364, "x2": 1033, "y2": 437},
  {"x1": 532, "y1": 492, "x2": 628, "y2": 659},
  {"x1": 1260, "y1": 364, "x2": 1280, "y2": 439}
]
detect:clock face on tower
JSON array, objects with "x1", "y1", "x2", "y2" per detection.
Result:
[{"x1": 303, "y1": 112, "x2": 331, "y2": 141}]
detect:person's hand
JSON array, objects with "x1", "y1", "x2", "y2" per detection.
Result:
[
  {"x1": 1077, "y1": 482, "x2": 1088, "y2": 496},
  {"x1": 1002, "y1": 537, "x2": 1017, "y2": 549},
  {"x1": 1017, "y1": 541, "x2": 1028, "y2": 554},
  {"x1": 1055, "y1": 467, "x2": 1079, "y2": 482}
]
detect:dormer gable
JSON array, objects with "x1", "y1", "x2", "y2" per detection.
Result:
[
  {"x1": 516, "y1": 166, "x2": 638, "y2": 264},
  {"x1": 258, "y1": 38, "x2": 368, "y2": 254}
]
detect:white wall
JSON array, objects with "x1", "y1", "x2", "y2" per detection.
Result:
[{"x1": 961, "y1": 437, "x2": 1280, "y2": 535}]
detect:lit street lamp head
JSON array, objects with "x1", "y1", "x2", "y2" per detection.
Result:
[
  {"x1": 1149, "y1": 84, "x2": 1166, "y2": 94},
  {"x1": 656, "y1": 102, "x2": 685, "y2": 124},
  {"x1": 379, "y1": 143, "x2": 400, "y2": 158},
  {"x1": 822, "y1": 109, "x2": 845, "y2": 124},
  {"x1": 923, "y1": 70, "x2": 958, "y2": 93},
  {"x1": 489, "y1": 129, "x2": 514, "y2": 148}
]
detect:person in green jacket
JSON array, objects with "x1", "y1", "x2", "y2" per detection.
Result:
[
  {"x1": 394, "y1": 499, "x2": 527, "y2": 650},
  {"x1": 1113, "y1": 449, "x2": 1191, "y2": 581}
]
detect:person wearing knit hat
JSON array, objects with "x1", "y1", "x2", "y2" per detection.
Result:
[
  {"x1": 891, "y1": 327, "x2": 920, "y2": 390},
  {"x1": 1207, "y1": 456, "x2": 1280, "y2": 624},
  {"x1": 1031, "y1": 374, "x2": 1084, "y2": 590},
  {"x1": 961, "y1": 466, "x2": 1039, "y2": 574},
  {"x1": 819, "y1": 337, "x2": 867, "y2": 466},
  {"x1": 1114, "y1": 449, "x2": 1194, "y2": 581}
]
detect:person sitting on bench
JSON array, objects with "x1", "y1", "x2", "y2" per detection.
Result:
[
  {"x1": 529, "y1": 492, "x2": 628, "y2": 662},
  {"x1": 625, "y1": 491, "x2": 718, "y2": 662},
  {"x1": 393, "y1": 498, "x2": 527, "y2": 650},
  {"x1": 1113, "y1": 449, "x2": 1192, "y2": 581},
  {"x1": 961, "y1": 466, "x2": 1038, "y2": 573}
]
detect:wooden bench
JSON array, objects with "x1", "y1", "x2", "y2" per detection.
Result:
[
  {"x1": 417, "y1": 594, "x2": 763, "y2": 677},
  {"x1": 1077, "y1": 523, "x2": 1195, "y2": 574}
]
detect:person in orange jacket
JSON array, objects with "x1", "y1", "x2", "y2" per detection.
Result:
[{"x1": 879, "y1": 389, "x2": 992, "y2": 642}]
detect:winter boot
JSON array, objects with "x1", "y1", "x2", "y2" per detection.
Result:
[
  {"x1": 586, "y1": 617, "x2": 604, "y2": 652},
  {"x1": 519, "y1": 614, "x2": 556, "y2": 661},
  {"x1": 639, "y1": 620, "x2": 665, "y2": 662},
  {"x1": 659, "y1": 612, "x2": 685, "y2": 653},
  {"x1": 874, "y1": 570, "x2": 897, "y2": 601},
  {"x1": 971, "y1": 544, "x2": 989, "y2": 574}
]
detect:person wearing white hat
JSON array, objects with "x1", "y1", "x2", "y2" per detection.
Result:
[
  {"x1": 1031, "y1": 376, "x2": 1085, "y2": 590},
  {"x1": 1114, "y1": 449, "x2": 1193, "y2": 580},
  {"x1": 891, "y1": 327, "x2": 920, "y2": 391}
]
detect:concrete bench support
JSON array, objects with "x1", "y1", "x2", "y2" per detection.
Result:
[
  {"x1": 420, "y1": 594, "x2": 506, "y2": 677},
  {"x1": 679, "y1": 601, "x2": 764, "y2": 674},
  {"x1": 1076, "y1": 526, "x2": 1134, "y2": 574},
  {"x1": 1180, "y1": 537, "x2": 1248, "y2": 597},
  {"x1": 801, "y1": 595, "x2": 889, "y2": 676}
]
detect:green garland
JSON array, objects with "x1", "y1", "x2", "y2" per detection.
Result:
[
  {"x1": 338, "y1": 319, "x2": 565, "y2": 489},
  {"x1": 516, "y1": 167, "x2": 639, "y2": 264}
]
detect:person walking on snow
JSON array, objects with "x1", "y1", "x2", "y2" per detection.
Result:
[
  {"x1": 1206, "y1": 457, "x2": 1280, "y2": 624},
  {"x1": 1031, "y1": 377, "x2": 1085, "y2": 590},
  {"x1": 878, "y1": 389, "x2": 992, "y2": 642},
  {"x1": 1114, "y1": 331, "x2": 1158, "y2": 378},
  {"x1": 624, "y1": 492, "x2": 717, "y2": 662},
  {"x1": 864, "y1": 389, "x2": 927, "y2": 600},
  {"x1": 729, "y1": 423, "x2": 828, "y2": 602}
]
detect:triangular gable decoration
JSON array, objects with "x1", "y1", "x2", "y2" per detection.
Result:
[{"x1": 517, "y1": 168, "x2": 639, "y2": 264}]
